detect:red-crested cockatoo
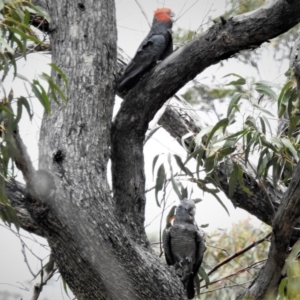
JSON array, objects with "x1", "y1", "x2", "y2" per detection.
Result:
[{"x1": 117, "y1": 8, "x2": 174, "y2": 93}]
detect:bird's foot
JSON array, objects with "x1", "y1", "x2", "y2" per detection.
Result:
[{"x1": 185, "y1": 257, "x2": 192, "y2": 263}]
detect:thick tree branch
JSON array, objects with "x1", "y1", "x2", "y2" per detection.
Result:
[
  {"x1": 6, "y1": 180, "x2": 45, "y2": 237},
  {"x1": 31, "y1": 1, "x2": 185, "y2": 299},
  {"x1": 159, "y1": 96, "x2": 300, "y2": 245},
  {"x1": 113, "y1": 0, "x2": 300, "y2": 238},
  {"x1": 241, "y1": 161, "x2": 300, "y2": 299}
]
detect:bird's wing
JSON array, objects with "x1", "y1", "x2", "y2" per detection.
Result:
[
  {"x1": 117, "y1": 34, "x2": 167, "y2": 92},
  {"x1": 160, "y1": 30, "x2": 173, "y2": 60},
  {"x1": 193, "y1": 229, "x2": 206, "y2": 275},
  {"x1": 127, "y1": 34, "x2": 166, "y2": 73},
  {"x1": 163, "y1": 227, "x2": 175, "y2": 265}
]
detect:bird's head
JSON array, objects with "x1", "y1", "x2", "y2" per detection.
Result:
[
  {"x1": 154, "y1": 8, "x2": 175, "y2": 23},
  {"x1": 175, "y1": 199, "x2": 196, "y2": 223}
]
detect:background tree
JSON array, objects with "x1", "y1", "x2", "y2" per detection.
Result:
[{"x1": 1, "y1": 0, "x2": 300, "y2": 299}]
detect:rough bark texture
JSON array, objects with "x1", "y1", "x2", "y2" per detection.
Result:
[
  {"x1": 7, "y1": 0, "x2": 300, "y2": 299},
  {"x1": 239, "y1": 162, "x2": 300, "y2": 299},
  {"x1": 6, "y1": 180, "x2": 45, "y2": 237},
  {"x1": 28, "y1": 1, "x2": 184, "y2": 300}
]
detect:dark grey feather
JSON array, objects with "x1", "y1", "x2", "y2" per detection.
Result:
[
  {"x1": 117, "y1": 16, "x2": 173, "y2": 93},
  {"x1": 163, "y1": 199, "x2": 206, "y2": 299}
]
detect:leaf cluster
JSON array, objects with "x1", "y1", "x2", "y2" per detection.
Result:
[
  {"x1": 199, "y1": 220, "x2": 270, "y2": 299},
  {"x1": 0, "y1": 0, "x2": 67, "y2": 228}
]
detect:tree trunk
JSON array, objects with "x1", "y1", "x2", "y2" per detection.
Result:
[
  {"x1": 8, "y1": 0, "x2": 300, "y2": 299},
  {"x1": 29, "y1": 1, "x2": 183, "y2": 299}
]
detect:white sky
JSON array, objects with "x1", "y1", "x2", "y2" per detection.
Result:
[{"x1": 0, "y1": 0, "x2": 290, "y2": 299}]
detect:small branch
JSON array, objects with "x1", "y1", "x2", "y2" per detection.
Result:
[
  {"x1": 15, "y1": 43, "x2": 51, "y2": 60},
  {"x1": 29, "y1": 13, "x2": 50, "y2": 33},
  {"x1": 144, "y1": 200, "x2": 176, "y2": 229},
  {"x1": 200, "y1": 280, "x2": 253, "y2": 294},
  {"x1": 12, "y1": 129, "x2": 35, "y2": 184},
  {"x1": 159, "y1": 181, "x2": 169, "y2": 256},
  {"x1": 0, "y1": 282, "x2": 29, "y2": 291},
  {"x1": 144, "y1": 125, "x2": 162, "y2": 145},
  {"x1": 134, "y1": 0, "x2": 151, "y2": 28},
  {"x1": 146, "y1": 172, "x2": 200, "y2": 193},
  {"x1": 206, "y1": 232, "x2": 271, "y2": 278},
  {"x1": 31, "y1": 266, "x2": 57, "y2": 300},
  {"x1": 202, "y1": 260, "x2": 266, "y2": 289},
  {"x1": 5, "y1": 179, "x2": 45, "y2": 237},
  {"x1": 20, "y1": 238, "x2": 36, "y2": 277}
]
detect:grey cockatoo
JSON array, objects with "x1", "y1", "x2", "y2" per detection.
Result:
[
  {"x1": 117, "y1": 8, "x2": 174, "y2": 93},
  {"x1": 163, "y1": 199, "x2": 206, "y2": 299}
]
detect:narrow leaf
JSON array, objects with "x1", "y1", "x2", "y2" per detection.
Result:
[
  {"x1": 228, "y1": 163, "x2": 238, "y2": 197},
  {"x1": 198, "y1": 266, "x2": 210, "y2": 288},
  {"x1": 152, "y1": 154, "x2": 159, "y2": 179},
  {"x1": 174, "y1": 154, "x2": 193, "y2": 177},
  {"x1": 155, "y1": 163, "x2": 166, "y2": 207},
  {"x1": 282, "y1": 138, "x2": 299, "y2": 162},
  {"x1": 227, "y1": 93, "x2": 242, "y2": 118},
  {"x1": 206, "y1": 118, "x2": 229, "y2": 146}
]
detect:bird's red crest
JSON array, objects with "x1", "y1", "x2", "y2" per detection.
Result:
[{"x1": 154, "y1": 8, "x2": 172, "y2": 22}]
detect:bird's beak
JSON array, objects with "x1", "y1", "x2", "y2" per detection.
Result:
[
  {"x1": 189, "y1": 208, "x2": 196, "y2": 219},
  {"x1": 170, "y1": 11, "x2": 175, "y2": 22}
]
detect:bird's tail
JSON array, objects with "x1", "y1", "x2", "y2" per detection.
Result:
[{"x1": 186, "y1": 275, "x2": 195, "y2": 299}]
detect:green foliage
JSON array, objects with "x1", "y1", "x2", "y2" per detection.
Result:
[
  {"x1": 155, "y1": 163, "x2": 166, "y2": 207},
  {"x1": 225, "y1": 0, "x2": 265, "y2": 16},
  {"x1": 157, "y1": 3, "x2": 300, "y2": 299},
  {"x1": 181, "y1": 81, "x2": 236, "y2": 106},
  {"x1": 0, "y1": 0, "x2": 67, "y2": 227},
  {"x1": 188, "y1": 75, "x2": 300, "y2": 197},
  {"x1": 199, "y1": 221, "x2": 270, "y2": 299},
  {"x1": 154, "y1": 71, "x2": 300, "y2": 226},
  {"x1": 173, "y1": 27, "x2": 199, "y2": 46},
  {"x1": 278, "y1": 241, "x2": 300, "y2": 300}
]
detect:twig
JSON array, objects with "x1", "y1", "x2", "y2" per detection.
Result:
[
  {"x1": 144, "y1": 200, "x2": 175, "y2": 229},
  {"x1": 0, "y1": 282, "x2": 29, "y2": 291},
  {"x1": 200, "y1": 279, "x2": 253, "y2": 294},
  {"x1": 201, "y1": 260, "x2": 266, "y2": 289},
  {"x1": 159, "y1": 181, "x2": 169, "y2": 256},
  {"x1": 0, "y1": 224, "x2": 50, "y2": 250},
  {"x1": 205, "y1": 243, "x2": 254, "y2": 277},
  {"x1": 15, "y1": 43, "x2": 51, "y2": 60},
  {"x1": 134, "y1": 0, "x2": 151, "y2": 28},
  {"x1": 12, "y1": 129, "x2": 35, "y2": 184},
  {"x1": 175, "y1": 0, "x2": 200, "y2": 23},
  {"x1": 146, "y1": 172, "x2": 200, "y2": 193},
  {"x1": 31, "y1": 265, "x2": 57, "y2": 300},
  {"x1": 20, "y1": 238, "x2": 36, "y2": 277},
  {"x1": 144, "y1": 125, "x2": 162, "y2": 145},
  {"x1": 205, "y1": 232, "x2": 271, "y2": 278}
]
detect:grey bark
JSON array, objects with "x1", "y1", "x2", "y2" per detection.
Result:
[
  {"x1": 7, "y1": 0, "x2": 300, "y2": 299},
  {"x1": 240, "y1": 161, "x2": 300, "y2": 298},
  {"x1": 6, "y1": 180, "x2": 45, "y2": 237}
]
